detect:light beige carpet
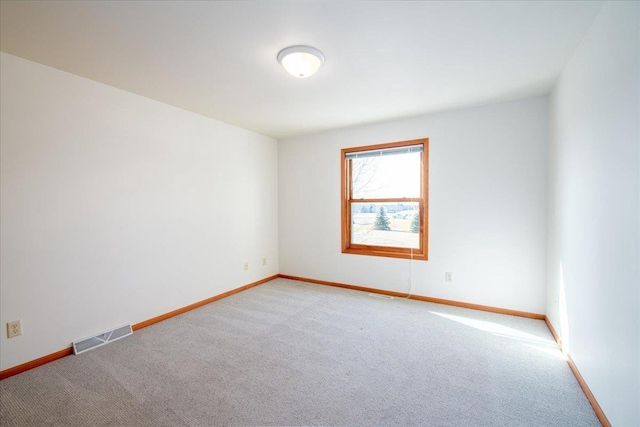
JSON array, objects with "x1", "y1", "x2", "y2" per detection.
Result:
[{"x1": 0, "y1": 278, "x2": 599, "y2": 426}]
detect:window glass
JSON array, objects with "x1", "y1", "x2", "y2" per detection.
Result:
[
  {"x1": 341, "y1": 138, "x2": 429, "y2": 260},
  {"x1": 351, "y1": 151, "x2": 421, "y2": 199},
  {"x1": 351, "y1": 202, "x2": 420, "y2": 249}
]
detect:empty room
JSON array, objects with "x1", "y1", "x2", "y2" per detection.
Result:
[{"x1": 1, "y1": 1, "x2": 638, "y2": 426}]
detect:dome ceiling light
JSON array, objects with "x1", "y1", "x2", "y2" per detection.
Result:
[{"x1": 277, "y1": 45, "x2": 324, "y2": 78}]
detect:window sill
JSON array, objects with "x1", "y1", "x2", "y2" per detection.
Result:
[{"x1": 342, "y1": 247, "x2": 428, "y2": 260}]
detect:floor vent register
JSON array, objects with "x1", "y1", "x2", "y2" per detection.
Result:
[{"x1": 72, "y1": 325, "x2": 133, "y2": 355}]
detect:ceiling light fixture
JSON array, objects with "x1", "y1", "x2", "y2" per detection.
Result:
[{"x1": 277, "y1": 45, "x2": 324, "y2": 78}]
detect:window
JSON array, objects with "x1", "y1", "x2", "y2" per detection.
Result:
[{"x1": 341, "y1": 138, "x2": 428, "y2": 260}]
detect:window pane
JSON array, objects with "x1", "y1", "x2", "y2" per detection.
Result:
[
  {"x1": 351, "y1": 202, "x2": 420, "y2": 249},
  {"x1": 352, "y1": 151, "x2": 421, "y2": 199}
]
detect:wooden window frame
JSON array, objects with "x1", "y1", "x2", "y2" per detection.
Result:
[{"x1": 341, "y1": 138, "x2": 429, "y2": 260}]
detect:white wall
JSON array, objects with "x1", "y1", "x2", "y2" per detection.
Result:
[
  {"x1": 279, "y1": 97, "x2": 548, "y2": 314},
  {"x1": 546, "y1": 2, "x2": 640, "y2": 425},
  {"x1": 0, "y1": 53, "x2": 279, "y2": 371}
]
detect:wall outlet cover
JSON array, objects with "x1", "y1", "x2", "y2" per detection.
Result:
[{"x1": 7, "y1": 320, "x2": 22, "y2": 338}]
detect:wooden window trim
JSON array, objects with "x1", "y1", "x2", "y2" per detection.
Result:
[{"x1": 341, "y1": 138, "x2": 429, "y2": 260}]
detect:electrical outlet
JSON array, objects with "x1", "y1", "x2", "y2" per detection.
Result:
[
  {"x1": 263, "y1": 257, "x2": 267, "y2": 266},
  {"x1": 244, "y1": 262, "x2": 249, "y2": 271},
  {"x1": 7, "y1": 320, "x2": 22, "y2": 338},
  {"x1": 445, "y1": 272, "x2": 453, "y2": 283}
]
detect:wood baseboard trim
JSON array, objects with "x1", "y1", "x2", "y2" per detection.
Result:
[
  {"x1": 132, "y1": 275, "x2": 279, "y2": 331},
  {"x1": 566, "y1": 354, "x2": 611, "y2": 427},
  {"x1": 278, "y1": 274, "x2": 545, "y2": 320},
  {"x1": 0, "y1": 347, "x2": 73, "y2": 381},
  {"x1": 1, "y1": 273, "x2": 610, "y2": 427},
  {"x1": 0, "y1": 274, "x2": 279, "y2": 381},
  {"x1": 543, "y1": 316, "x2": 610, "y2": 427},
  {"x1": 544, "y1": 316, "x2": 562, "y2": 348}
]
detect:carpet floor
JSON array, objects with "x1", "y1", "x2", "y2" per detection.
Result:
[{"x1": 0, "y1": 278, "x2": 600, "y2": 426}]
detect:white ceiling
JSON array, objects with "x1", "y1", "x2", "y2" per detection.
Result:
[{"x1": 1, "y1": 1, "x2": 603, "y2": 139}]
